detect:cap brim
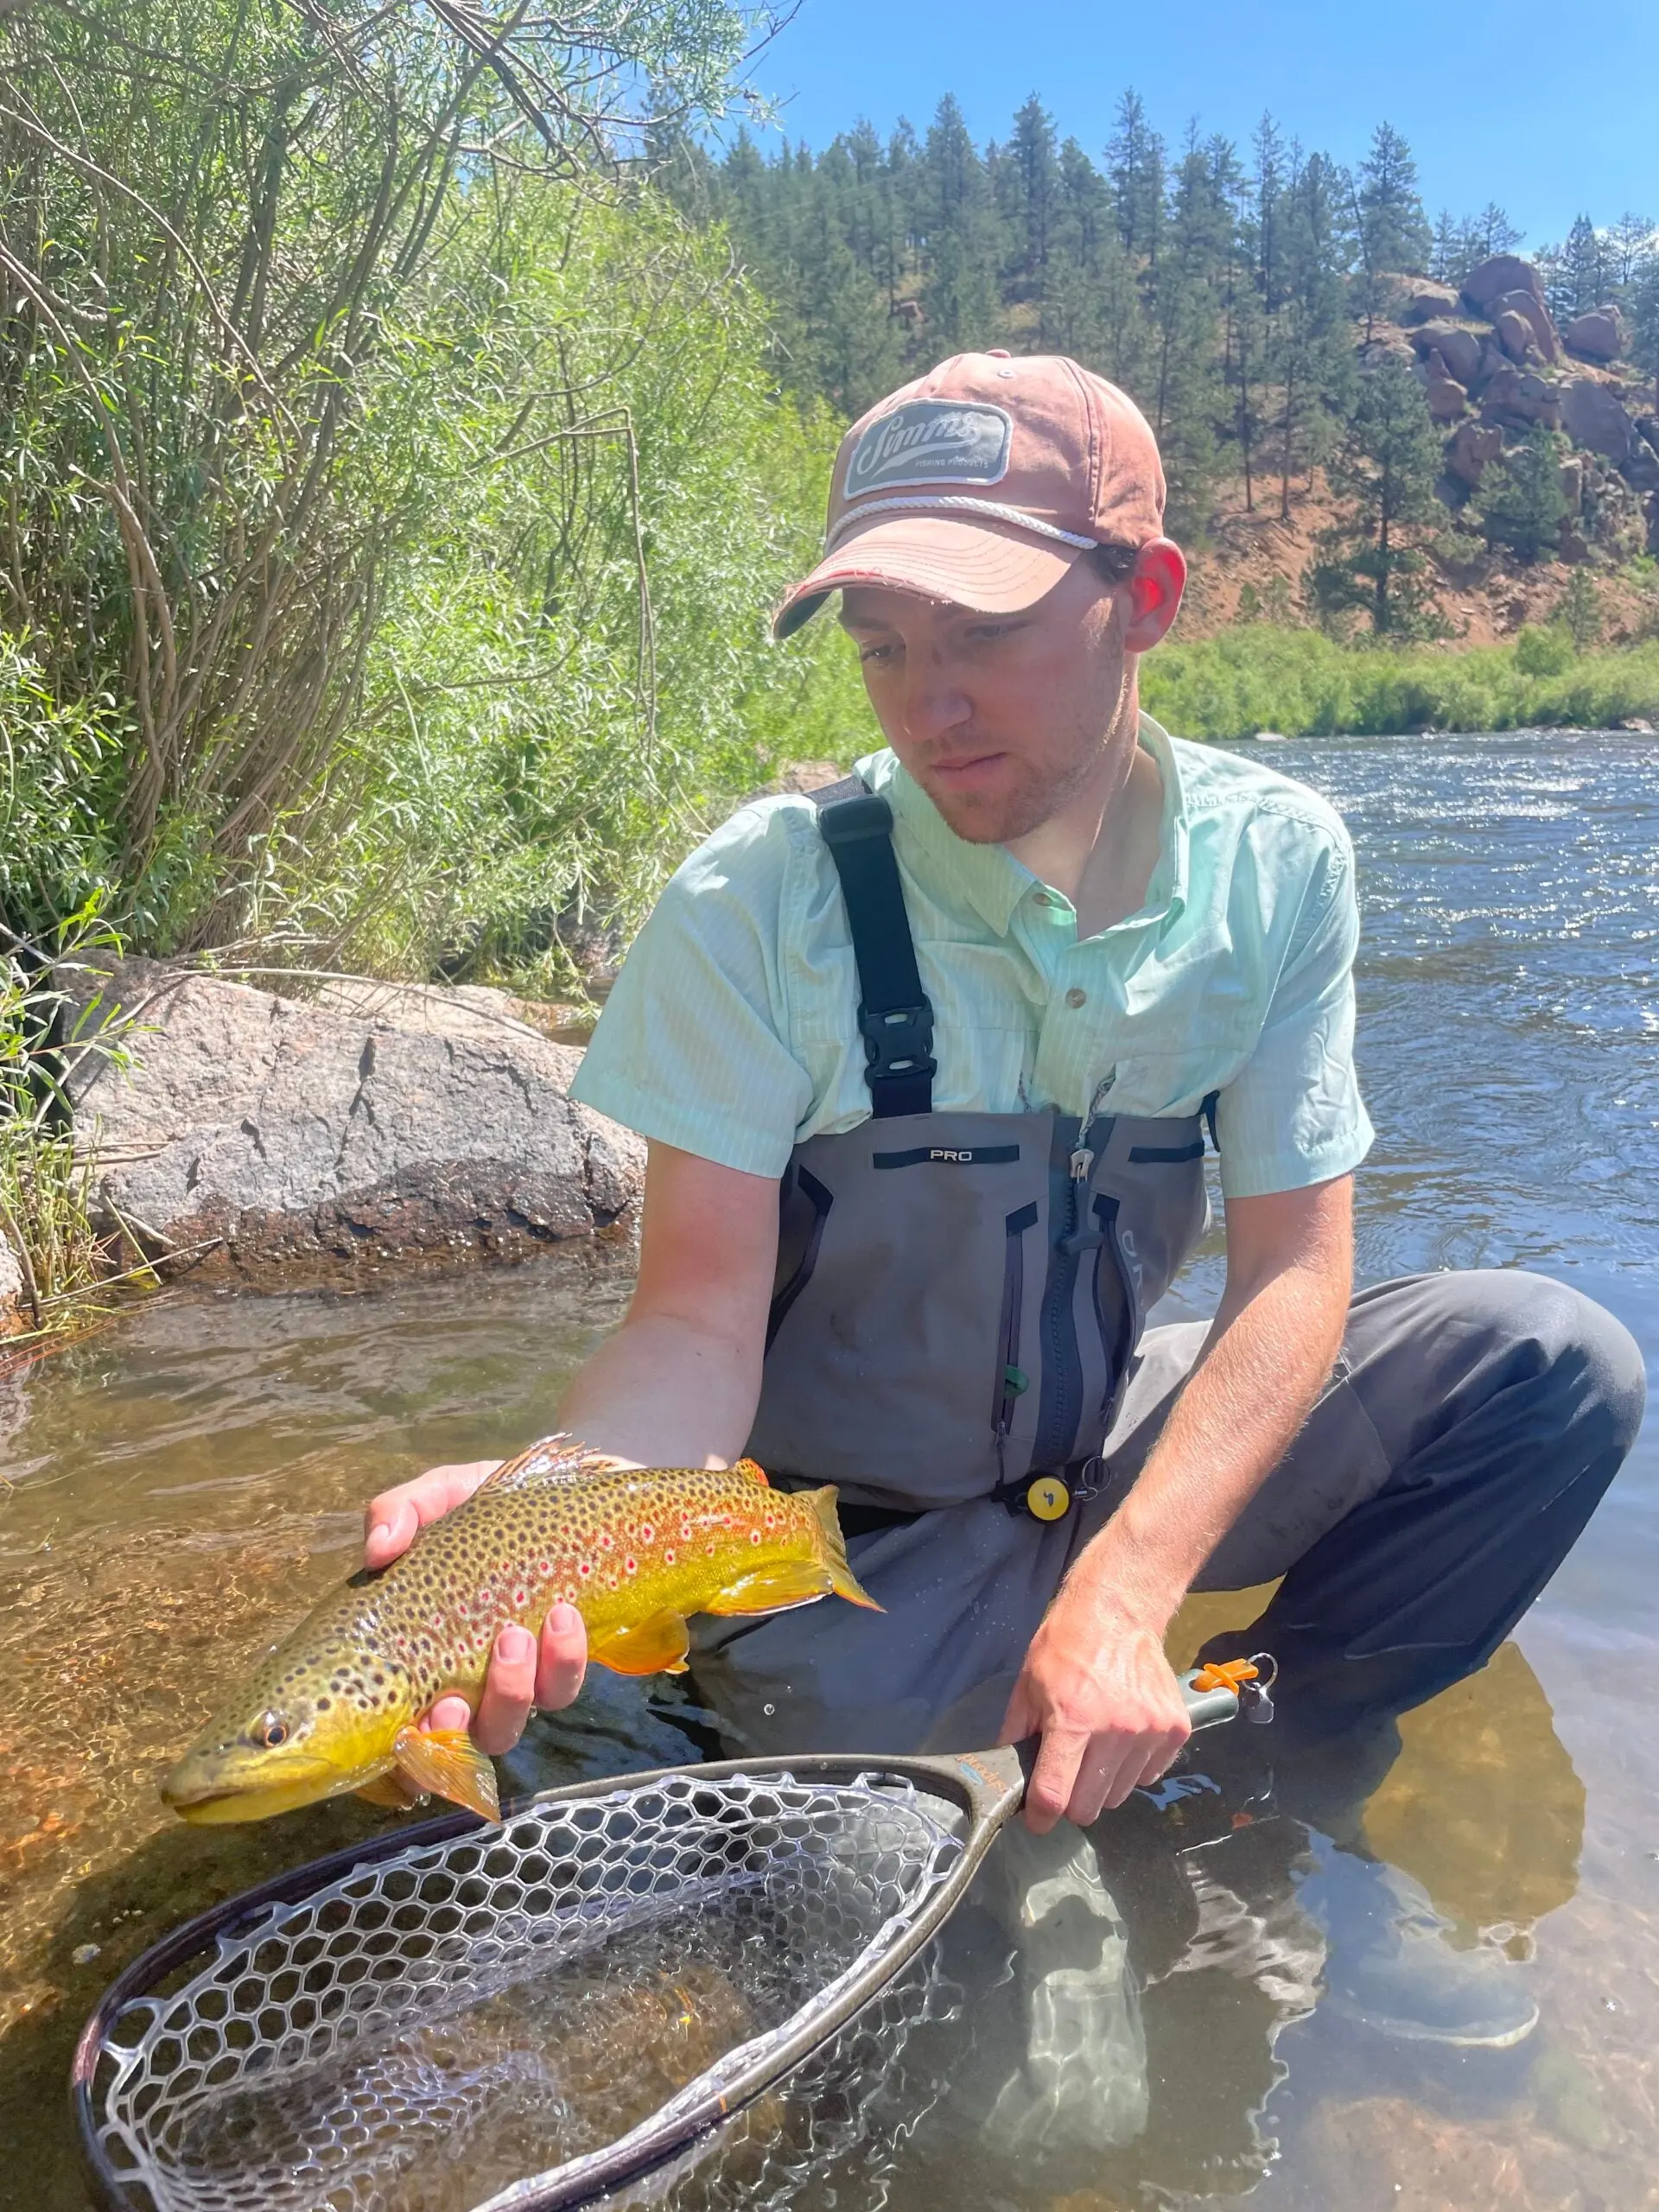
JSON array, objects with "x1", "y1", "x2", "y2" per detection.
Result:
[{"x1": 772, "y1": 511, "x2": 1083, "y2": 640}]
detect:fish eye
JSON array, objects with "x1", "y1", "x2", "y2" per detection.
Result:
[{"x1": 257, "y1": 1714, "x2": 290, "y2": 1749}]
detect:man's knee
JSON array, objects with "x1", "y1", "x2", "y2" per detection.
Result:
[
  {"x1": 1427, "y1": 1268, "x2": 1647, "y2": 1458},
  {"x1": 1351, "y1": 1268, "x2": 1647, "y2": 1472}
]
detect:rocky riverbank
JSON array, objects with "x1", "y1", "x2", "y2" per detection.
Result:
[{"x1": 58, "y1": 963, "x2": 645, "y2": 1293}]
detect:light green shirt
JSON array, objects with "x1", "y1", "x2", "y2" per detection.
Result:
[{"x1": 570, "y1": 715, "x2": 1373, "y2": 1200}]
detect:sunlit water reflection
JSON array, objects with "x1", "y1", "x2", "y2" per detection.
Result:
[{"x1": 2, "y1": 729, "x2": 1656, "y2": 2209}]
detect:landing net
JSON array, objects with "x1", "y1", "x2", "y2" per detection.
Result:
[{"x1": 86, "y1": 1766, "x2": 967, "y2": 2212}]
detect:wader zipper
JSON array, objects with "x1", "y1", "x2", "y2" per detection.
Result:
[
  {"x1": 1032, "y1": 1122, "x2": 1085, "y2": 1471},
  {"x1": 993, "y1": 1202, "x2": 1039, "y2": 1474},
  {"x1": 1092, "y1": 1192, "x2": 1140, "y2": 1433}
]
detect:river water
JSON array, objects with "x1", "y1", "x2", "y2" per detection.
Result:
[{"x1": 2, "y1": 729, "x2": 1656, "y2": 2210}]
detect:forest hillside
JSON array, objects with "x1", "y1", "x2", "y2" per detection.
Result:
[{"x1": 662, "y1": 99, "x2": 1659, "y2": 644}]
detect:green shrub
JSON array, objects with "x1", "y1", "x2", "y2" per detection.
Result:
[
  {"x1": 1513, "y1": 625, "x2": 1575, "y2": 678},
  {"x1": 1142, "y1": 625, "x2": 1659, "y2": 739}
]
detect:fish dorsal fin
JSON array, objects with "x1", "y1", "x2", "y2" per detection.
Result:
[
  {"x1": 732, "y1": 1457, "x2": 769, "y2": 1487},
  {"x1": 478, "y1": 1433, "x2": 637, "y2": 1496}
]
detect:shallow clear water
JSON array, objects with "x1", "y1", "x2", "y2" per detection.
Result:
[{"x1": 3, "y1": 728, "x2": 1656, "y2": 2209}]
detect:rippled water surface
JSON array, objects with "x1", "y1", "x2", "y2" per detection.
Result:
[{"x1": 2, "y1": 729, "x2": 1656, "y2": 2210}]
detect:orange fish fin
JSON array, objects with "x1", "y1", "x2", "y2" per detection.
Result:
[
  {"x1": 702, "y1": 1560, "x2": 834, "y2": 1617},
  {"x1": 588, "y1": 1609, "x2": 691, "y2": 1679},
  {"x1": 731, "y1": 1457, "x2": 769, "y2": 1487},
  {"x1": 800, "y1": 1484, "x2": 884, "y2": 1611},
  {"x1": 354, "y1": 1772, "x2": 417, "y2": 1809},
  {"x1": 480, "y1": 1433, "x2": 636, "y2": 1495},
  {"x1": 391, "y1": 1726, "x2": 500, "y2": 1821}
]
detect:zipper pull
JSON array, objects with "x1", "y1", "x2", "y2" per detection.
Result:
[{"x1": 1070, "y1": 1147, "x2": 1094, "y2": 1181}]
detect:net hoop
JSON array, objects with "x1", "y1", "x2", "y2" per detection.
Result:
[{"x1": 73, "y1": 1747, "x2": 1025, "y2": 2212}]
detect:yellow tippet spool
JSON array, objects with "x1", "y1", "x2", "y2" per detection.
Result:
[{"x1": 1025, "y1": 1474, "x2": 1071, "y2": 1522}]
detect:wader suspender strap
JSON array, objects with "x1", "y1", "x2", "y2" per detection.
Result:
[{"x1": 810, "y1": 778, "x2": 937, "y2": 1119}]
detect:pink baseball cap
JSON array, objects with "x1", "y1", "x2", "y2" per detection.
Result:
[{"x1": 772, "y1": 351, "x2": 1166, "y2": 639}]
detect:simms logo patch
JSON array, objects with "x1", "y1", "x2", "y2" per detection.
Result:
[{"x1": 843, "y1": 400, "x2": 1013, "y2": 499}]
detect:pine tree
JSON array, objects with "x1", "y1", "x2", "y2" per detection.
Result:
[
  {"x1": 1272, "y1": 149, "x2": 1353, "y2": 518},
  {"x1": 1305, "y1": 355, "x2": 1446, "y2": 636},
  {"x1": 1556, "y1": 566, "x2": 1603, "y2": 653},
  {"x1": 1541, "y1": 214, "x2": 1611, "y2": 320},
  {"x1": 1230, "y1": 116, "x2": 1287, "y2": 513},
  {"x1": 1107, "y1": 92, "x2": 1166, "y2": 267},
  {"x1": 1351, "y1": 123, "x2": 1431, "y2": 334},
  {"x1": 1148, "y1": 132, "x2": 1230, "y2": 537},
  {"x1": 1606, "y1": 212, "x2": 1658, "y2": 289},
  {"x1": 1478, "y1": 428, "x2": 1571, "y2": 564},
  {"x1": 1001, "y1": 95, "x2": 1060, "y2": 302},
  {"x1": 916, "y1": 97, "x2": 1004, "y2": 353},
  {"x1": 1630, "y1": 255, "x2": 1659, "y2": 397}
]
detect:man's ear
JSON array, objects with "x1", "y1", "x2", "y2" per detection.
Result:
[{"x1": 1123, "y1": 540, "x2": 1186, "y2": 653}]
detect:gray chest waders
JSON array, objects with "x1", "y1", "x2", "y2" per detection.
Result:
[{"x1": 744, "y1": 778, "x2": 1216, "y2": 1525}]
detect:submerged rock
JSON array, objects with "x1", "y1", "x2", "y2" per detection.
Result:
[{"x1": 67, "y1": 962, "x2": 643, "y2": 1285}]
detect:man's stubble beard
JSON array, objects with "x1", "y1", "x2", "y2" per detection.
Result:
[{"x1": 922, "y1": 658, "x2": 1137, "y2": 847}]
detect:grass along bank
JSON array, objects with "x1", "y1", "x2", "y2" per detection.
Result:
[{"x1": 1141, "y1": 626, "x2": 1659, "y2": 740}]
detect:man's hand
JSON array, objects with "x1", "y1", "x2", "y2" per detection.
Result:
[
  {"x1": 1001, "y1": 1589, "x2": 1192, "y2": 1833},
  {"x1": 363, "y1": 1461, "x2": 588, "y2": 1756}
]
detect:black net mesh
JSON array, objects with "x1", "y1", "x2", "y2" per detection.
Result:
[{"x1": 91, "y1": 1768, "x2": 966, "y2": 2212}]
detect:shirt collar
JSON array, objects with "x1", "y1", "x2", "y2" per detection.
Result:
[{"x1": 856, "y1": 709, "x2": 1190, "y2": 939}]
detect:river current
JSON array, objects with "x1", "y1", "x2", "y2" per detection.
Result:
[{"x1": 2, "y1": 728, "x2": 1656, "y2": 2209}]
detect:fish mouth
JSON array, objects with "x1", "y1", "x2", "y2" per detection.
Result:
[{"x1": 161, "y1": 1761, "x2": 353, "y2": 1825}]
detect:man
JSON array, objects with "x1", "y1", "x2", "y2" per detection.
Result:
[{"x1": 365, "y1": 352, "x2": 1643, "y2": 1851}]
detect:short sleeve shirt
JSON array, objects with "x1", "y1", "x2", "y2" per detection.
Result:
[{"x1": 569, "y1": 715, "x2": 1373, "y2": 1200}]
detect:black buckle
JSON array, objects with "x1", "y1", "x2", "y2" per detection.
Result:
[
  {"x1": 817, "y1": 791, "x2": 897, "y2": 844},
  {"x1": 857, "y1": 999, "x2": 937, "y2": 1084}
]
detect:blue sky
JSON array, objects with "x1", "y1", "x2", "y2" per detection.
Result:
[{"x1": 737, "y1": 0, "x2": 1658, "y2": 246}]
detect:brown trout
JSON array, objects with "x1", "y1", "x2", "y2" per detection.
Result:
[{"x1": 161, "y1": 1436, "x2": 878, "y2": 1827}]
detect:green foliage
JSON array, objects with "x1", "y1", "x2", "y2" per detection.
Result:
[
  {"x1": 1431, "y1": 204, "x2": 1523, "y2": 286},
  {"x1": 238, "y1": 191, "x2": 864, "y2": 981},
  {"x1": 1141, "y1": 626, "x2": 1659, "y2": 739},
  {"x1": 1513, "y1": 625, "x2": 1575, "y2": 677},
  {"x1": 1304, "y1": 357, "x2": 1446, "y2": 637},
  {"x1": 1478, "y1": 429, "x2": 1570, "y2": 564},
  {"x1": 0, "y1": 638, "x2": 123, "y2": 935},
  {"x1": 1537, "y1": 210, "x2": 1658, "y2": 353},
  {"x1": 1555, "y1": 568, "x2": 1603, "y2": 654},
  {"x1": 0, "y1": 906, "x2": 143, "y2": 1333},
  {"x1": 1351, "y1": 124, "x2": 1432, "y2": 334},
  {"x1": 0, "y1": 0, "x2": 854, "y2": 980}
]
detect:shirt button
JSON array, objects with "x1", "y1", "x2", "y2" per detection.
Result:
[
  {"x1": 1033, "y1": 891, "x2": 1054, "y2": 907},
  {"x1": 1065, "y1": 987, "x2": 1088, "y2": 1009}
]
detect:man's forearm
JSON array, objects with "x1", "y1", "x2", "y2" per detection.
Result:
[
  {"x1": 1066, "y1": 1255, "x2": 1348, "y2": 1633},
  {"x1": 555, "y1": 1312, "x2": 762, "y2": 1471}
]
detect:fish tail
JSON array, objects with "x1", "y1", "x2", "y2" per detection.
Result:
[{"x1": 802, "y1": 1485, "x2": 883, "y2": 1611}]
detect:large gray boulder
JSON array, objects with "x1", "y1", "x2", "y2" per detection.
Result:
[
  {"x1": 1560, "y1": 378, "x2": 1636, "y2": 461},
  {"x1": 1479, "y1": 367, "x2": 1562, "y2": 430},
  {"x1": 1489, "y1": 288, "x2": 1560, "y2": 365},
  {"x1": 1493, "y1": 307, "x2": 1535, "y2": 364},
  {"x1": 0, "y1": 1230, "x2": 25, "y2": 1335},
  {"x1": 1412, "y1": 322, "x2": 1482, "y2": 385},
  {"x1": 1445, "y1": 420, "x2": 1505, "y2": 487},
  {"x1": 1461, "y1": 255, "x2": 1545, "y2": 314},
  {"x1": 1402, "y1": 280, "x2": 1462, "y2": 325},
  {"x1": 1423, "y1": 368, "x2": 1469, "y2": 423},
  {"x1": 1562, "y1": 307, "x2": 1624, "y2": 363},
  {"x1": 68, "y1": 963, "x2": 644, "y2": 1283}
]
